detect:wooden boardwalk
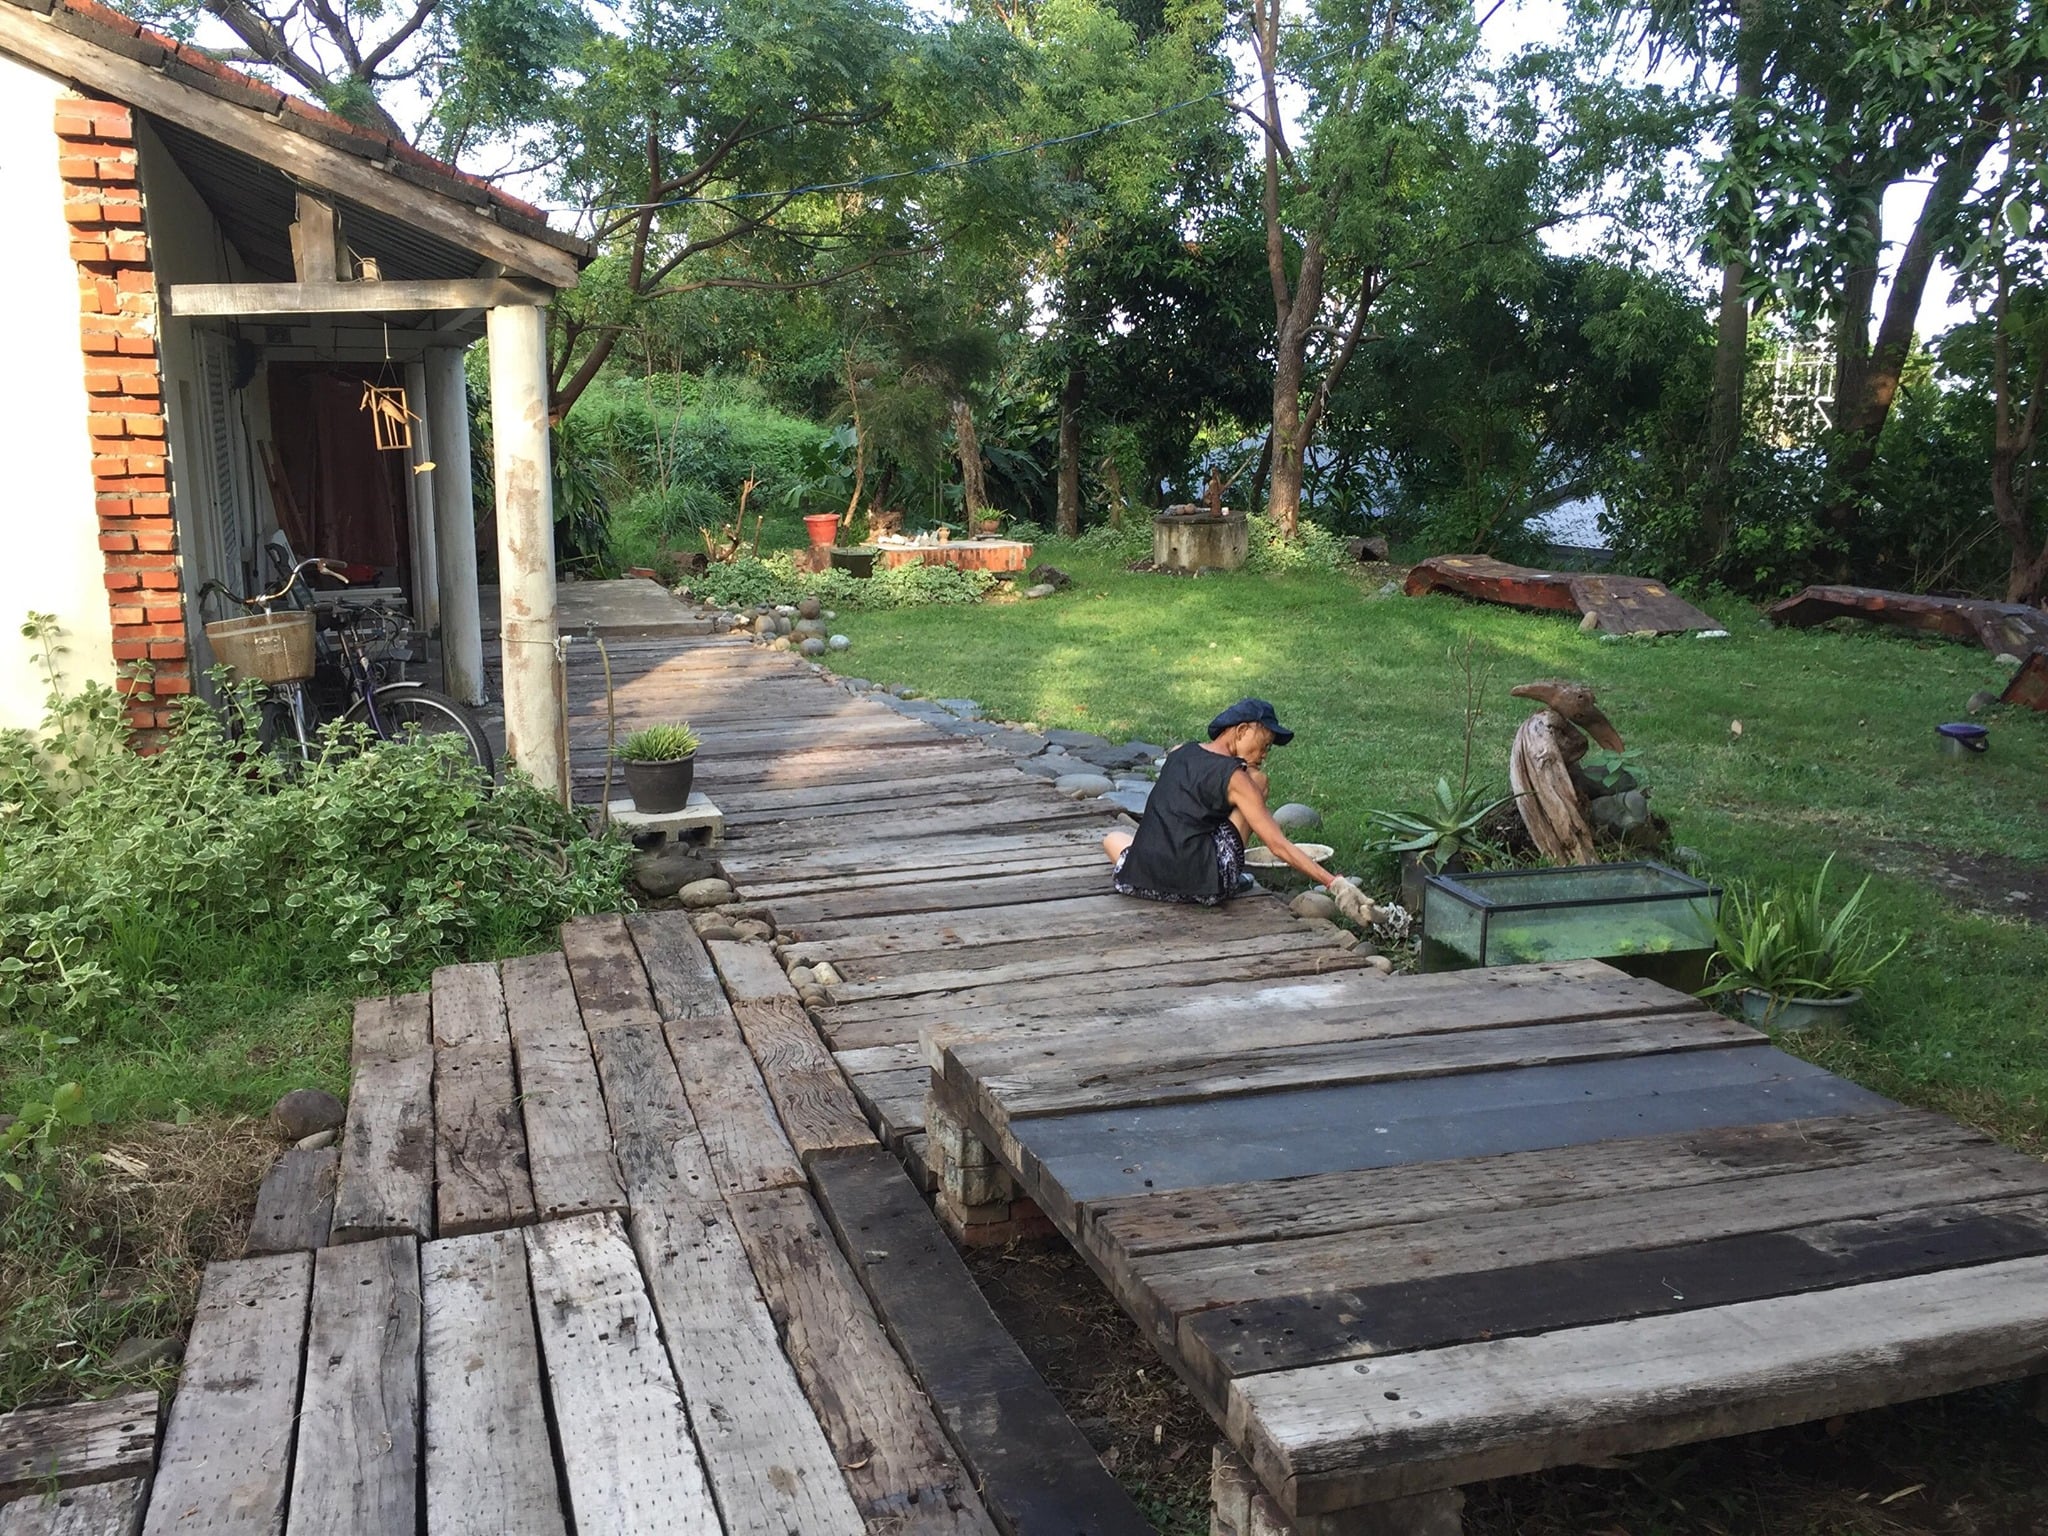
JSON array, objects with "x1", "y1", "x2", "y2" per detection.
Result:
[{"x1": 15, "y1": 629, "x2": 2045, "y2": 1536}]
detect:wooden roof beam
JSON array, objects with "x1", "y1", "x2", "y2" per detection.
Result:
[{"x1": 165, "y1": 277, "x2": 549, "y2": 317}]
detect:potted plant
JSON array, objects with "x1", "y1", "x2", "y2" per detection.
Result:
[
  {"x1": 1699, "y1": 856, "x2": 1907, "y2": 1028},
  {"x1": 616, "y1": 723, "x2": 700, "y2": 813},
  {"x1": 1367, "y1": 777, "x2": 1518, "y2": 912}
]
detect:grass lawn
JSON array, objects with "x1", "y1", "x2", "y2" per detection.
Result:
[{"x1": 831, "y1": 538, "x2": 2048, "y2": 1150}]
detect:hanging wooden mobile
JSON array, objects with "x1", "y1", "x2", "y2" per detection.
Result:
[{"x1": 360, "y1": 324, "x2": 418, "y2": 452}]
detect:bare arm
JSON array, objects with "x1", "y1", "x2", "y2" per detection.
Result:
[{"x1": 1230, "y1": 770, "x2": 1337, "y2": 887}]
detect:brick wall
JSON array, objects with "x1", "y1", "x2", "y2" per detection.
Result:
[{"x1": 56, "y1": 93, "x2": 187, "y2": 735}]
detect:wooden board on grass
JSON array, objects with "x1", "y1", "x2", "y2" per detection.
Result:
[
  {"x1": 431, "y1": 964, "x2": 534, "y2": 1236},
  {"x1": 1, "y1": 1394, "x2": 157, "y2": 1502},
  {"x1": 501, "y1": 951, "x2": 628, "y2": 1221},
  {"x1": 706, "y1": 941, "x2": 873, "y2": 1162},
  {"x1": 244, "y1": 1146, "x2": 338, "y2": 1256},
  {"x1": 421, "y1": 1231, "x2": 566, "y2": 1536},
  {"x1": 333, "y1": 994, "x2": 434, "y2": 1244},
  {"x1": 142, "y1": 1254, "x2": 311, "y2": 1536},
  {"x1": 286, "y1": 1238, "x2": 420, "y2": 1536},
  {"x1": 559, "y1": 913, "x2": 662, "y2": 1033},
  {"x1": 524, "y1": 1215, "x2": 720, "y2": 1536},
  {"x1": 0, "y1": 1478, "x2": 149, "y2": 1536}
]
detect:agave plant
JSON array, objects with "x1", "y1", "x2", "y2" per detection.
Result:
[
  {"x1": 1700, "y1": 856, "x2": 1907, "y2": 1002},
  {"x1": 616, "y1": 723, "x2": 700, "y2": 763},
  {"x1": 1367, "y1": 777, "x2": 1518, "y2": 872}
]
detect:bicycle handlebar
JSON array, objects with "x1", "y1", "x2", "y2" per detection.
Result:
[{"x1": 203, "y1": 557, "x2": 349, "y2": 614}]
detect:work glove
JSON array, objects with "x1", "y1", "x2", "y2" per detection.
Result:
[{"x1": 1326, "y1": 876, "x2": 1382, "y2": 929}]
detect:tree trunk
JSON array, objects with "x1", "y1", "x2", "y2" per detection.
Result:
[
  {"x1": 1822, "y1": 126, "x2": 1999, "y2": 544},
  {"x1": 1700, "y1": 0, "x2": 1765, "y2": 558},
  {"x1": 952, "y1": 397, "x2": 988, "y2": 519},
  {"x1": 1057, "y1": 369, "x2": 1082, "y2": 536},
  {"x1": 1268, "y1": 348, "x2": 1307, "y2": 538},
  {"x1": 1990, "y1": 261, "x2": 2048, "y2": 604},
  {"x1": 1246, "y1": 429, "x2": 1274, "y2": 516}
]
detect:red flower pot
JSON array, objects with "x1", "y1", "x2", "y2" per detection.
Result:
[{"x1": 804, "y1": 513, "x2": 840, "y2": 548}]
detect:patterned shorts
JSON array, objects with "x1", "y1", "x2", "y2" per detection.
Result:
[{"x1": 1111, "y1": 822, "x2": 1246, "y2": 907}]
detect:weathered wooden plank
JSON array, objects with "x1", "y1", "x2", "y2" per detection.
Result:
[
  {"x1": 1087, "y1": 1110, "x2": 1988, "y2": 1257},
  {"x1": 141, "y1": 1253, "x2": 311, "y2": 1536},
  {"x1": 350, "y1": 993, "x2": 431, "y2": 1069},
  {"x1": 330, "y1": 1050, "x2": 435, "y2": 1243},
  {"x1": 286, "y1": 1238, "x2": 420, "y2": 1536},
  {"x1": 735, "y1": 798, "x2": 1108, "y2": 853},
  {"x1": 559, "y1": 913, "x2": 663, "y2": 1033},
  {"x1": 706, "y1": 941, "x2": 873, "y2": 1162},
  {"x1": 1139, "y1": 1142, "x2": 2048, "y2": 1355},
  {"x1": 845, "y1": 1065, "x2": 929, "y2": 1143},
  {"x1": 501, "y1": 951, "x2": 628, "y2": 1220},
  {"x1": 667, "y1": 1010, "x2": 808, "y2": 1194},
  {"x1": 967, "y1": 1013, "x2": 1759, "y2": 1129},
  {"x1": 166, "y1": 278, "x2": 550, "y2": 318},
  {"x1": 827, "y1": 927, "x2": 1351, "y2": 1004},
  {"x1": 765, "y1": 869, "x2": 1115, "y2": 927},
  {"x1": 1017, "y1": 1046, "x2": 1896, "y2": 1208},
  {"x1": 0, "y1": 1394, "x2": 156, "y2": 1502},
  {"x1": 430, "y1": 962, "x2": 510, "y2": 1050},
  {"x1": 1186, "y1": 1191, "x2": 2048, "y2": 1396},
  {"x1": 524, "y1": 1214, "x2": 721, "y2": 1535},
  {"x1": 243, "y1": 1147, "x2": 339, "y2": 1256},
  {"x1": 726, "y1": 1184, "x2": 998, "y2": 1535},
  {"x1": 625, "y1": 910, "x2": 735, "y2": 1026},
  {"x1": 823, "y1": 947, "x2": 1372, "y2": 1038},
  {"x1": 710, "y1": 768, "x2": 1041, "y2": 817},
  {"x1": 623, "y1": 1119, "x2": 866, "y2": 1534},
  {"x1": 808, "y1": 1146, "x2": 1158, "y2": 1536},
  {"x1": 1231, "y1": 1255, "x2": 2048, "y2": 1514},
  {"x1": 0, "y1": 1477, "x2": 148, "y2": 1536},
  {"x1": 421, "y1": 1231, "x2": 567, "y2": 1536},
  {"x1": 778, "y1": 893, "x2": 1287, "y2": 953},
  {"x1": 720, "y1": 828, "x2": 1100, "y2": 882},
  {"x1": 431, "y1": 964, "x2": 534, "y2": 1236},
  {"x1": 739, "y1": 847, "x2": 1106, "y2": 901},
  {"x1": 928, "y1": 962, "x2": 1692, "y2": 1078}
]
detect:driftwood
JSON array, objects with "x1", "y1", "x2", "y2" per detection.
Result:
[{"x1": 1507, "y1": 681, "x2": 1625, "y2": 865}]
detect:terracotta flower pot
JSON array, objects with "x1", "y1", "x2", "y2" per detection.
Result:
[
  {"x1": 621, "y1": 753, "x2": 696, "y2": 813},
  {"x1": 803, "y1": 513, "x2": 840, "y2": 549}
]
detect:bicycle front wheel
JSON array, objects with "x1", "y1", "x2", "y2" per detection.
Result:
[{"x1": 343, "y1": 683, "x2": 495, "y2": 780}]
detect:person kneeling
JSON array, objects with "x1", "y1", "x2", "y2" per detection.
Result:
[{"x1": 1102, "y1": 698, "x2": 1375, "y2": 924}]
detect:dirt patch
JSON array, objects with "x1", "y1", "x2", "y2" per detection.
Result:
[
  {"x1": 2, "y1": 1115, "x2": 272, "y2": 1411},
  {"x1": 968, "y1": 1237, "x2": 2048, "y2": 1536},
  {"x1": 1862, "y1": 841, "x2": 2048, "y2": 927}
]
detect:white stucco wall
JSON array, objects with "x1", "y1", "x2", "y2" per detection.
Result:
[{"x1": 0, "y1": 60, "x2": 115, "y2": 731}]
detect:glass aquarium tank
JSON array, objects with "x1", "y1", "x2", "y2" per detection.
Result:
[{"x1": 1420, "y1": 862, "x2": 1721, "y2": 992}]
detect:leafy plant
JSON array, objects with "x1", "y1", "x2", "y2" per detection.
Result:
[
  {"x1": 1366, "y1": 777, "x2": 1518, "y2": 871},
  {"x1": 1700, "y1": 856, "x2": 1909, "y2": 1004},
  {"x1": 0, "y1": 1082, "x2": 89, "y2": 1196},
  {"x1": 616, "y1": 723, "x2": 700, "y2": 762}
]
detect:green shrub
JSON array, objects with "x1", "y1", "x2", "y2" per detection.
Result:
[
  {"x1": 1245, "y1": 516, "x2": 1346, "y2": 573},
  {"x1": 0, "y1": 666, "x2": 632, "y2": 1039},
  {"x1": 616, "y1": 723, "x2": 699, "y2": 761},
  {"x1": 681, "y1": 554, "x2": 995, "y2": 612}
]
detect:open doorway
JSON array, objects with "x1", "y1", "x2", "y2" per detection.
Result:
[{"x1": 265, "y1": 362, "x2": 416, "y2": 595}]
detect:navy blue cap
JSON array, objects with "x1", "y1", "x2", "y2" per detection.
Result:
[{"x1": 1208, "y1": 698, "x2": 1294, "y2": 745}]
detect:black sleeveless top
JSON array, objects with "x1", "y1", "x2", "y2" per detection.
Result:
[{"x1": 1116, "y1": 744, "x2": 1244, "y2": 899}]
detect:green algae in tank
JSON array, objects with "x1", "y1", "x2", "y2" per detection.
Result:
[{"x1": 1420, "y1": 862, "x2": 1721, "y2": 992}]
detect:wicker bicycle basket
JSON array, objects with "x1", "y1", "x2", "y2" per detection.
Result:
[{"x1": 204, "y1": 610, "x2": 317, "y2": 683}]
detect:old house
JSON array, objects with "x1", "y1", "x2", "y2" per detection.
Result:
[{"x1": 0, "y1": 0, "x2": 588, "y2": 792}]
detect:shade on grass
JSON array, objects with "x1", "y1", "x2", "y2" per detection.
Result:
[{"x1": 831, "y1": 540, "x2": 2048, "y2": 1151}]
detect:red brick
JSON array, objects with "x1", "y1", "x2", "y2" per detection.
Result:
[
  {"x1": 112, "y1": 621, "x2": 184, "y2": 640},
  {"x1": 150, "y1": 674, "x2": 192, "y2": 695},
  {"x1": 111, "y1": 639, "x2": 149, "y2": 660},
  {"x1": 99, "y1": 532, "x2": 136, "y2": 552},
  {"x1": 95, "y1": 159, "x2": 139, "y2": 184},
  {"x1": 105, "y1": 570, "x2": 141, "y2": 590},
  {"x1": 121, "y1": 372, "x2": 161, "y2": 397},
  {"x1": 68, "y1": 99, "x2": 135, "y2": 130},
  {"x1": 139, "y1": 570, "x2": 181, "y2": 590},
  {"x1": 109, "y1": 604, "x2": 147, "y2": 626},
  {"x1": 135, "y1": 529, "x2": 177, "y2": 553},
  {"x1": 144, "y1": 603, "x2": 183, "y2": 622},
  {"x1": 100, "y1": 203, "x2": 144, "y2": 226},
  {"x1": 115, "y1": 268, "x2": 155, "y2": 294},
  {"x1": 80, "y1": 330, "x2": 120, "y2": 354},
  {"x1": 147, "y1": 639, "x2": 187, "y2": 661},
  {"x1": 87, "y1": 414, "x2": 131, "y2": 439},
  {"x1": 69, "y1": 239, "x2": 111, "y2": 264},
  {"x1": 115, "y1": 336, "x2": 156, "y2": 355},
  {"x1": 128, "y1": 491, "x2": 172, "y2": 514},
  {"x1": 113, "y1": 552, "x2": 177, "y2": 572},
  {"x1": 58, "y1": 155, "x2": 99, "y2": 180},
  {"x1": 126, "y1": 416, "x2": 166, "y2": 438}
]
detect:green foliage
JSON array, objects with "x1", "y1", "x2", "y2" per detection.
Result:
[
  {"x1": 0, "y1": 640, "x2": 632, "y2": 1040},
  {"x1": 1703, "y1": 856, "x2": 1909, "y2": 1003},
  {"x1": 1072, "y1": 519, "x2": 1153, "y2": 562},
  {"x1": 682, "y1": 554, "x2": 995, "y2": 611},
  {"x1": 1244, "y1": 517, "x2": 1345, "y2": 574},
  {"x1": 616, "y1": 723, "x2": 699, "y2": 762},
  {"x1": 0, "y1": 1082, "x2": 88, "y2": 1196},
  {"x1": 1365, "y1": 776, "x2": 1518, "y2": 871}
]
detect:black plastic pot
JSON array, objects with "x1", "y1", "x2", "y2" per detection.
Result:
[{"x1": 621, "y1": 753, "x2": 696, "y2": 813}]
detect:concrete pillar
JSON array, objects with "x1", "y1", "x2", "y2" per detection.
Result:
[
  {"x1": 404, "y1": 358, "x2": 439, "y2": 633},
  {"x1": 426, "y1": 345, "x2": 486, "y2": 706},
  {"x1": 485, "y1": 304, "x2": 565, "y2": 799}
]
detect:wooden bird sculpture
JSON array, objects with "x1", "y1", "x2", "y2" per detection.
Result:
[{"x1": 1508, "y1": 680, "x2": 1624, "y2": 864}]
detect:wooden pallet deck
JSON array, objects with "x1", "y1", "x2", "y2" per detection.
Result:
[{"x1": 930, "y1": 980, "x2": 2048, "y2": 1529}]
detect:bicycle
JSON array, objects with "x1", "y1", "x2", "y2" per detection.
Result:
[{"x1": 199, "y1": 558, "x2": 495, "y2": 778}]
